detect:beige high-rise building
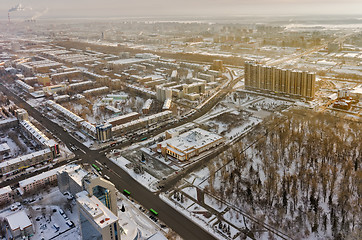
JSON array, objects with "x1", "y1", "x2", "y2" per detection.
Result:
[{"x1": 244, "y1": 62, "x2": 316, "y2": 99}]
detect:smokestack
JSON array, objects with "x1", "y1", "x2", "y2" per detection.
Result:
[{"x1": 8, "y1": 12, "x2": 10, "y2": 23}]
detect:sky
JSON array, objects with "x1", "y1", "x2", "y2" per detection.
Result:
[{"x1": 1, "y1": 0, "x2": 362, "y2": 19}]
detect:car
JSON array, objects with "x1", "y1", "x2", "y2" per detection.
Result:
[
  {"x1": 59, "y1": 209, "x2": 65, "y2": 215},
  {"x1": 53, "y1": 224, "x2": 60, "y2": 231},
  {"x1": 104, "y1": 175, "x2": 110, "y2": 180},
  {"x1": 66, "y1": 220, "x2": 74, "y2": 227},
  {"x1": 10, "y1": 204, "x2": 19, "y2": 211}
]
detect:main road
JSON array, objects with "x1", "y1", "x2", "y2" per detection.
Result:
[{"x1": 0, "y1": 84, "x2": 217, "y2": 240}]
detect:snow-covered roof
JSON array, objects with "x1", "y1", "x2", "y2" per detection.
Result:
[
  {"x1": 6, "y1": 210, "x2": 32, "y2": 231},
  {"x1": 68, "y1": 80, "x2": 93, "y2": 88},
  {"x1": 20, "y1": 120, "x2": 49, "y2": 145},
  {"x1": 54, "y1": 95, "x2": 70, "y2": 101},
  {"x1": 19, "y1": 167, "x2": 60, "y2": 188},
  {"x1": 47, "y1": 100, "x2": 84, "y2": 123},
  {"x1": 0, "y1": 143, "x2": 10, "y2": 152},
  {"x1": 83, "y1": 86, "x2": 109, "y2": 95},
  {"x1": 107, "y1": 112, "x2": 139, "y2": 124},
  {"x1": 15, "y1": 80, "x2": 34, "y2": 91},
  {"x1": 0, "y1": 118, "x2": 17, "y2": 125},
  {"x1": 76, "y1": 191, "x2": 118, "y2": 228},
  {"x1": 0, "y1": 149, "x2": 52, "y2": 169},
  {"x1": 164, "y1": 128, "x2": 223, "y2": 154},
  {"x1": 57, "y1": 164, "x2": 88, "y2": 187},
  {"x1": 108, "y1": 58, "x2": 148, "y2": 65},
  {"x1": 80, "y1": 121, "x2": 96, "y2": 134},
  {"x1": 82, "y1": 70, "x2": 108, "y2": 79},
  {"x1": 51, "y1": 70, "x2": 81, "y2": 77},
  {"x1": 142, "y1": 99, "x2": 153, "y2": 110},
  {"x1": 351, "y1": 85, "x2": 362, "y2": 94},
  {"x1": 124, "y1": 83, "x2": 156, "y2": 96},
  {"x1": 0, "y1": 186, "x2": 12, "y2": 195},
  {"x1": 112, "y1": 111, "x2": 172, "y2": 132},
  {"x1": 105, "y1": 105, "x2": 121, "y2": 113}
]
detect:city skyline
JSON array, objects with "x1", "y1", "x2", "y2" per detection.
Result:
[{"x1": 1, "y1": 0, "x2": 362, "y2": 19}]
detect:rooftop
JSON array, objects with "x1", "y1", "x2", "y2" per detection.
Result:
[
  {"x1": 19, "y1": 167, "x2": 60, "y2": 187},
  {"x1": 57, "y1": 164, "x2": 89, "y2": 188},
  {"x1": 6, "y1": 210, "x2": 32, "y2": 231},
  {"x1": 0, "y1": 186, "x2": 12, "y2": 195},
  {"x1": 0, "y1": 149, "x2": 51, "y2": 169},
  {"x1": 76, "y1": 191, "x2": 118, "y2": 228},
  {"x1": 0, "y1": 143, "x2": 10, "y2": 152},
  {"x1": 165, "y1": 128, "x2": 223, "y2": 153}
]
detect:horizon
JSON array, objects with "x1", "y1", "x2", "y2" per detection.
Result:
[{"x1": 1, "y1": 0, "x2": 362, "y2": 20}]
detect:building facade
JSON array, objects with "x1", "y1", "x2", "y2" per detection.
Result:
[
  {"x1": 244, "y1": 62, "x2": 316, "y2": 99},
  {"x1": 159, "y1": 128, "x2": 224, "y2": 161}
]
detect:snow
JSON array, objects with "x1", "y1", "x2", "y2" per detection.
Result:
[
  {"x1": 6, "y1": 210, "x2": 32, "y2": 230},
  {"x1": 0, "y1": 186, "x2": 12, "y2": 195},
  {"x1": 185, "y1": 167, "x2": 210, "y2": 186},
  {"x1": 204, "y1": 194, "x2": 228, "y2": 213},
  {"x1": 148, "y1": 232, "x2": 168, "y2": 240},
  {"x1": 110, "y1": 156, "x2": 158, "y2": 192},
  {"x1": 223, "y1": 209, "x2": 247, "y2": 229},
  {"x1": 181, "y1": 187, "x2": 198, "y2": 200},
  {"x1": 159, "y1": 193, "x2": 222, "y2": 240},
  {"x1": 0, "y1": 187, "x2": 81, "y2": 240}
]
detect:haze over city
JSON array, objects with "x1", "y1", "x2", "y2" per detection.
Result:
[
  {"x1": 0, "y1": 1, "x2": 361, "y2": 240},
  {"x1": 1, "y1": 0, "x2": 362, "y2": 19}
]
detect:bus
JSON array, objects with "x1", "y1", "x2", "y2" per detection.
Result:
[
  {"x1": 123, "y1": 189, "x2": 130, "y2": 196},
  {"x1": 140, "y1": 137, "x2": 147, "y2": 141},
  {"x1": 150, "y1": 208, "x2": 158, "y2": 216},
  {"x1": 92, "y1": 164, "x2": 101, "y2": 172}
]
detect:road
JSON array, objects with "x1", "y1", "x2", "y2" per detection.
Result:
[{"x1": 0, "y1": 84, "x2": 217, "y2": 240}]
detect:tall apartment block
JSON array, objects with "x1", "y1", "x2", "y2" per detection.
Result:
[{"x1": 244, "y1": 62, "x2": 316, "y2": 99}]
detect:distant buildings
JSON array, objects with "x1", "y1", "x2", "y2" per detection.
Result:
[
  {"x1": 142, "y1": 99, "x2": 153, "y2": 114},
  {"x1": 106, "y1": 112, "x2": 140, "y2": 127},
  {"x1": 244, "y1": 62, "x2": 316, "y2": 99}
]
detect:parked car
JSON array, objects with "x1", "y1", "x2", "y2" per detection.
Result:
[
  {"x1": 66, "y1": 220, "x2": 74, "y2": 227},
  {"x1": 59, "y1": 209, "x2": 65, "y2": 215},
  {"x1": 53, "y1": 224, "x2": 60, "y2": 231}
]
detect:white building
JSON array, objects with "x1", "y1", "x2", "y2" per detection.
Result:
[
  {"x1": 159, "y1": 128, "x2": 224, "y2": 161},
  {"x1": 6, "y1": 210, "x2": 34, "y2": 239}
]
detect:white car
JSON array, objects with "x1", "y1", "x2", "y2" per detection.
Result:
[{"x1": 104, "y1": 175, "x2": 110, "y2": 180}]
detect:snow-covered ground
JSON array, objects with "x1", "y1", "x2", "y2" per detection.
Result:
[
  {"x1": 0, "y1": 188, "x2": 80, "y2": 240},
  {"x1": 109, "y1": 156, "x2": 159, "y2": 192}
]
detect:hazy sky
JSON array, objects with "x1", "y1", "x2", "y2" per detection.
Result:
[{"x1": 1, "y1": 0, "x2": 362, "y2": 19}]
